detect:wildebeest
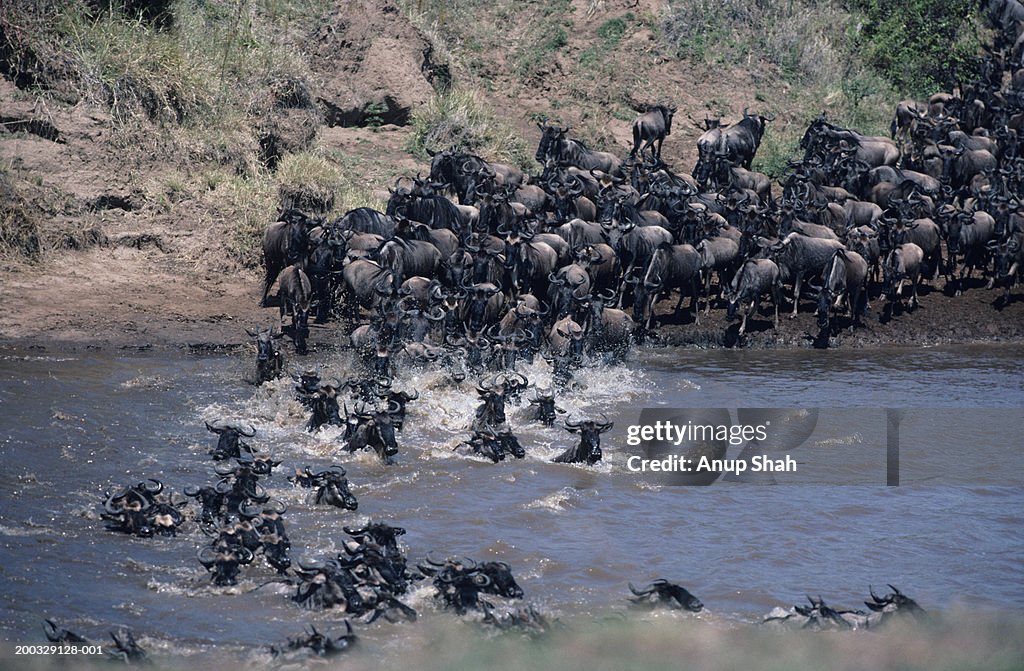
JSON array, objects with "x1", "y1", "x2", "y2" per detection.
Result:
[
  {"x1": 341, "y1": 259, "x2": 395, "y2": 314},
  {"x1": 377, "y1": 237, "x2": 442, "y2": 293},
  {"x1": 107, "y1": 628, "x2": 147, "y2": 663},
  {"x1": 987, "y1": 237, "x2": 1023, "y2": 304},
  {"x1": 553, "y1": 417, "x2": 613, "y2": 464},
  {"x1": 335, "y1": 207, "x2": 396, "y2": 237},
  {"x1": 43, "y1": 620, "x2": 89, "y2": 644},
  {"x1": 460, "y1": 282, "x2": 506, "y2": 334},
  {"x1": 535, "y1": 121, "x2": 622, "y2": 174},
  {"x1": 463, "y1": 426, "x2": 526, "y2": 462},
  {"x1": 883, "y1": 242, "x2": 925, "y2": 311},
  {"x1": 528, "y1": 389, "x2": 564, "y2": 426},
  {"x1": 270, "y1": 623, "x2": 357, "y2": 660},
  {"x1": 604, "y1": 222, "x2": 675, "y2": 286},
  {"x1": 770, "y1": 233, "x2": 846, "y2": 316},
  {"x1": 801, "y1": 113, "x2": 899, "y2": 168},
  {"x1": 946, "y1": 210, "x2": 997, "y2": 294},
  {"x1": 764, "y1": 585, "x2": 925, "y2": 631},
  {"x1": 304, "y1": 466, "x2": 359, "y2": 511},
  {"x1": 725, "y1": 258, "x2": 783, "y2": 336},
  {"x1": 628, "y1": 580, "x2": 703, "y2": 612},
  {"x1": 505, "y1": 237, "x2": 558, "y2": 298},
  {"x1": 344, "y1": 403, "x2": 401, "y2": 464},
  {"x1": 278, "y1": 264, "x2": 312, "y2": 354},
  {"x1": 197, "y1": 543, "x2": 254, "y2": 586},
  {"x1": 205, "y1": 419, "x2": 256, "y2": 461},
  {"x1": 631, "y1": 104, "x2": 676, "y2": 159},
  {"x1": 259, "y1": 209, "x2": 313, "y2": 307},
  {"x1": 418, "y1": 555, "x2": 524, "y2": 614},
  {"x1": 889, "y1": 217, "x2": 943, "y2": 280},
  {"x1": 694, "y1": 108, "x2": 774, "y2": 183},
  {"x1": 634, "y1": 242, "x2": 702, "y2": 329},
  {"x1": 816, "y1": 248, "x2": 869, "y2": 332},
  {"x1": 246, "y1": 326, "x2": 284, "y2": 384},
  {"x1": 696, "y1": 235, "x2": 740, "y2": 314},
  {"x1": 581, "y1": 290, "x2": 636, "y2": 358},
  {"x1": 547, "y1": 314, "x2": 586, "y2": 358},
  {"x1": 547, "y1": 263, "x2": 591, "y2": 319}
]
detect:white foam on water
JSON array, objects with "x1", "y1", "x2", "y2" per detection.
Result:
[
  {"x1": 814, "y1": 433, "x2": 864, "y2": 447},
  {"x1": 524, "y1": 487, "x2": 586, "y2": 511},
  {"x1": 120, "y1": 374, "x2": 172, "y2": 390},
  {"x1": 0, "y1": 523, "x2": 47, "y2": 536}
]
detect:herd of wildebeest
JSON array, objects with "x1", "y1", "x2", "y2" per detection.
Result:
[
  {"x1": 47, "y1": 2, "x2": 1024, "y2": 660},
  {"x1": 259, "y1": 27, "x2": 1023, "y2": 368}
]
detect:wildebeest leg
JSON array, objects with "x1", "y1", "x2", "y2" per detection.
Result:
[
  {"x1": 260, "y1": 266, "x2": 279, "y2": 307},
  {"x1": 690, "y1": 278, "x2": 701, "y2": 325},
  {"x1": 645, "y1": 292, "x2": 659, "y2": 331},
  {"x1": 703, "y1": 271, "x2": 714, "y2": 316},
  {"x1": 674, "y1": 288, "x2": 687, "y2": 315},
  {"x1": 847, "y1": 290, "x2": 858, "y2": 329},
  {"x1": 790, "y1": 273, "x2": 802, "y2": 317},
  {"x1": 955, "y1": 262, "x2": 968, "y2": 296},
  {"x1": 740, "y1": 295, "x2": 759, "y2": 336}
]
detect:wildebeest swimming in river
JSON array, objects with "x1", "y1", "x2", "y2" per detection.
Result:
[
  {"x1": 628, "y1": 579, "x2": 704, "y2": 612},
  {"x1": 553, "y1": 416, "x2": 613, "y2": 464},
  {"x1": 763, "y1": 585, "x2": 926, "y2": 630},
  {"x1": 246, "y1": 326, "x2": 284, "y2": 384}
]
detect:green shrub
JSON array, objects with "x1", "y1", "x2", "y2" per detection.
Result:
[{"x1": 848, "y1": 0, "x2": 983, "y2": 97}]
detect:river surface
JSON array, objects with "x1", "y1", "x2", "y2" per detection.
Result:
[{"x1": 0, "y1": 343, "x2": 1022, "y2": 662}]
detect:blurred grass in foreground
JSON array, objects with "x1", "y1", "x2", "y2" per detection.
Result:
[{"x1": 3, "y1": 609, "x2": 1022, "y2": 670}]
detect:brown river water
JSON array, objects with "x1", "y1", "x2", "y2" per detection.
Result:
[{"x1": 0, "y1": 343, "x2": 1021, "y2": 666}]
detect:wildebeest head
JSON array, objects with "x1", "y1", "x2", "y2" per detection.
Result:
[
  {"x1": 184, "y1": 484, "x2": 226, "y2": 524},
  {"x1": 205, "y1": 419, "x2": 256, "y2": 461},
  {"x1": 864, "y1": 584, "x2": 926, "y2": 621},
  {"x1": 197, "y1": 545, "x2": 254, "y2": 586},
  {"x1": 417, "y1": 555, "x2": 495, "y2": 615},
  {"x1": 463, "y1": 282, "x2": 503, "y2": 333},
  {"x1": 554, "y1": 417, "x2": 613, "y2": 464},
  {"x1": 529, "y1": 389, "x2": 563, "y2": 426},
  {"x1": 479, "y1": 561, "x2": 524, "y2": 599},
  {"x1": 247, "y1": 327, "x2": 285, "y2": 384},
  {"x1": 307, "y1": 383, "x2": 343, "y2": 432},
  {"x1": 349, "y1": 404, "x2": 401, "y2": 463},
  {"x1": 535, "y1": 120, "x2": 569, "y2": 164},
  {"x1": 308, "y1": 466, "x2": 359, "y2": 511}
]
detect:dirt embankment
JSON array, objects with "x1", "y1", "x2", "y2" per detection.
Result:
[{"x1": 0, "y1": 1, "x2": 1021, "y2": 353}]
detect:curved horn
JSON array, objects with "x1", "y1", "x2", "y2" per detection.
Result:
[{"x1": 197, "y1": 546, "x2": 219, "y2": 567}]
